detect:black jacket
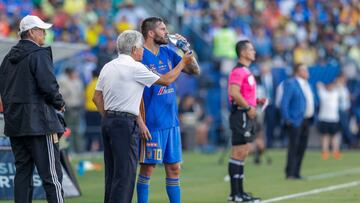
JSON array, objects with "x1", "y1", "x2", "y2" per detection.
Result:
[{"x1": 0, "y1": 40, "x2": 65, "y2": 137}]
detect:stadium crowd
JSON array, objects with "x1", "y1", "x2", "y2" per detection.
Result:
[
  {"x1": 183, "y1": 0, "x2": 360, "y2": 151},
  {"x1": 0, "y1": 0, "x2": 359, "y2": 153}
]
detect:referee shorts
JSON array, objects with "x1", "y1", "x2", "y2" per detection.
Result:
[{"x1": 229, "y1": 110, "x2": 256, "y2": 146}]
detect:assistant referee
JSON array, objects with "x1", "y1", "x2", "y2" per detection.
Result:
[{"x1": 227, "y1": 40, "x2": 265, "y2": 203}]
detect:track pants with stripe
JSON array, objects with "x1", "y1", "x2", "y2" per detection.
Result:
[{"x1": 10, "y1": 134, "x2": 64, "y2": 203}]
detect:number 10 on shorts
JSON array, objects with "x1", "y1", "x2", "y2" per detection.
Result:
[{"x1": 152, "y1": 149, "x2": 162, "y2": 160}]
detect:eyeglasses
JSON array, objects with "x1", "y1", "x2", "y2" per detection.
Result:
[{"x1": 32, "y1": 28, "x2": 45, "y2": 34}]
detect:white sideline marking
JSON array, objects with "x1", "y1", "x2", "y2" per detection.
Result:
[
  {"x1": 262, "y1": 180, "x2": 360, "y2": 203},
  {"x1": 307, "y1": 168, "x2": 360, "y2": 180}
]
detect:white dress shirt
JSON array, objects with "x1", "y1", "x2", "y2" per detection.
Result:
[
  {"x1": 296, "y1": 77, "x2": 314, "y2": 118},
  {"x1": 96, "y1": 54, "x2": 160, "y2": 116}
]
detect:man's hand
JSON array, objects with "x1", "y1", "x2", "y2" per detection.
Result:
[
  {"x1": 256, "y1": 98, "x2": 267, "y2": 105},
  {"x1": 180, "y1": 51, "x2": 193, "y2": 66},
  {"x1": 60, "y1": 106, "x2": 66, "y2": 113},
  {"x1": 137, "y1": 114, "x2": 151, "y2": 140},
  {"x1": 174, "y1": 34, "x2": 187, "y2": 44},
  {"x1": 138, "y1": 120, "x2": 152, "y2": 140},
  {"x1": 247, "y1": 106, "x2": 257, "y2": 119}
]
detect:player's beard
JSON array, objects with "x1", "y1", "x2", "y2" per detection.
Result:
[{"x1": 153, "y1": 33, "x2": 168, "y2": 45}]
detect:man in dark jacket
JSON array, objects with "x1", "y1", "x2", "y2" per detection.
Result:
[{"x1": 0, "y1": 15, "x2": 65, "y2": 203}]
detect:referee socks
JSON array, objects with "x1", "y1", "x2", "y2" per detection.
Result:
[
  {"x1": 137, "y1": 175, "x2": 150, "y2": 203},
  {"x1": 166, "y1": 177, "x2": 181, "y2": 203},
  {"x1": 228, "y1": 158, "x2": 244, "y2": 196}
]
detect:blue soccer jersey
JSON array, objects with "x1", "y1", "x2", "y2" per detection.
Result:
[{"x1": 142, "y1": 46, "x2": 182, "y2": 131}]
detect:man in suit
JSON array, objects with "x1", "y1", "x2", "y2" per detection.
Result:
[{"x1": 280, "y1": 63, "x2": 314, "y2": 179}]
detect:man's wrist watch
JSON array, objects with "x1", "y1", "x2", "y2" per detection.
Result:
[{"x1": 244, "y1": 106, "x2": 251, "y2": 112}]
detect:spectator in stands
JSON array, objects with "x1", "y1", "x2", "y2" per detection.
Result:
[
  {"x1": 258, "y1": 62, "x2": 278, "y2": 148},
  {"x1": 84, "y1": 70, "x2": 102, "y2": 152},
  {"x1": 58, "y1": 67, "x2": 85, "y2": 153},
  {"x1": 353, "y1": 79, "x2": 360, "y2": 146},
  {"x1": 337, "y1": 73, "x2": 355, "y2": 149},
  {"x1": 212, "y1": 21, "x2": 237, "y2": 73},
  {"x1": 179, "y1": 95, "x2": 200, "y2": 150},
  {"x1": 179, "y1": 95, "x2": 211, "y2": 152},
  {"x1": 349, "y1": 42, "x2": 360, "y2": 68},
  {"x1": 317, "y1": 81, "x2": 341, "y2": 160},
  {"x1": 0, "y1": 13, "x2": 10, "y2": 37},
  {"x1": 114, "y1": 0, "x2": 148, "y2": 30},
  {"x1": 252, "y1": 27, "x2": 272, "y2": 60},
  {"x1": 293, "y1": 40, "x2": 317, "y2": 66},
  {"x1": 0, "y1": 96, "x2": 2, "y2": 112}
]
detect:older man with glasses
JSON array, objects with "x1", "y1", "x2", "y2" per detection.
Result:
[{"x1": 0, "y1": 15, "x2": 66, "y2": 203}]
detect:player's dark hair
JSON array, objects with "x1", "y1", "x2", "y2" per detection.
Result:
[
  {"x1": 293, "y1": 63, "x2": 305, "y2": 75},
  {"x1": 235, "y1": 40, "x2": 250, "y2": 58},
  {"x1": 141, "y1": 17, "x2": 164, "y2": 39}
]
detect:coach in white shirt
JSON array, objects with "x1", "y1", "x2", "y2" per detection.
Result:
[{"x1": 93, "y1": 30, "x2": 192, "y2": 203}]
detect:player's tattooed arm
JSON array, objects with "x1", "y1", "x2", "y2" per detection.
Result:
[{"x1": 182, "y1": 56, "x2": 200, "y2": 75}]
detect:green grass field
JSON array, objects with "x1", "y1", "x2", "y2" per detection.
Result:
[{"x1": 3, "y1": 149, "x2": 360, "y2": 203}]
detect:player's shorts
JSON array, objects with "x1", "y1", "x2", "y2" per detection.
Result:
[
  {"x1": 139, "y1": 126, "x2": 182, "y2": 164},
  {"x1": 317, "y1": 121, "x2": 339, "y2": 135},
  {"x1": 229, "y1": 110, "x2": 256, "y2": 145}
]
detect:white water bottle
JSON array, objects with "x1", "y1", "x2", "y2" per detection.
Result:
[{"x1": 168, "y1": 34, "x2": 191, "y2": 53}]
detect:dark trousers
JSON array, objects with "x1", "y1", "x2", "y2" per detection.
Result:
[
  {"x1": 285, "y1": 119, "x2": 310, "y2": 178},
  {"x1": 102, "y1": 113, "x2": 139, "y2": 203},
  {"x1": 264, "y1": 105, "x2": 277, "y2": 147},
  {"x1": 339, "y1": 110, "x2": 355, "y2": 147},
  {"x1": 10, "y1": 134, "x2": 64, "y2": 203},
  {"x1": 85, "y1": 111, "x2": 103, "y2": 151}
]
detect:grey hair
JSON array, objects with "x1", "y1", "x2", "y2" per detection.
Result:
[{"x1": 116, "y1": 30, "x2": 144, "y2": 55}]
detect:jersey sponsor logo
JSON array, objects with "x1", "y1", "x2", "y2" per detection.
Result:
[
  {"x1": 159, "y1": 64, "x2": 167, "y2": 71},
  {"x1": 146, "y1": 142, "x2": 158, "y2": 147},
  {"x1": 248, "y1": 75, "x2": 255, "y2": 86},
  {"x1": 146, "y1": 64, "x2": 158, "y2": 73},
  {"x1": 158, "y1": 86, "x2": 174, "y2": 95}
]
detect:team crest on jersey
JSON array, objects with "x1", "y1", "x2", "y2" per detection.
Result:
[
  {"x1": 147, "y1": 151, "x2": 152, "y2": 159},
  {"x1": 248, "y1": 75, "x2": 255, "y2": 86},
  {"x1": 158, "y1": 86, "x2": 174, "y2": 95},
  {"x1": 159, "y1": 60, "x2": 163, "y2": 64},
  {"x1": 147, "y1": 64, "x2": 157, "y2": 74}
]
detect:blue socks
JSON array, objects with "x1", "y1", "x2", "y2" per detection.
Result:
[
  {"x1": 166, "y1": 177, "x2": 181, "y2": 203},
  {"x1": 137, "y1": 175, "x2": 150, "y2": 203},
  {"x1": 137, "y1": 175, "x2": 181, "y2": 203}
]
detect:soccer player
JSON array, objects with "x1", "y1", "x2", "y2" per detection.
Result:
[
  {"x1": 228, "y1": 40, "x2": 264, "y2": 202},
  {"x1": 136, "y1": 17, "x2": 200, "y2": 203}
]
